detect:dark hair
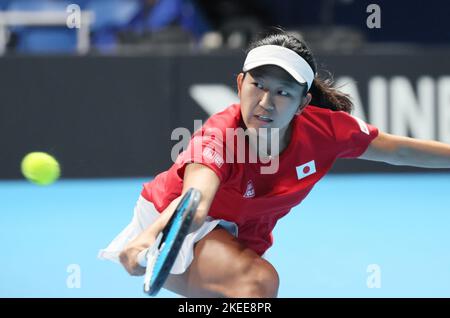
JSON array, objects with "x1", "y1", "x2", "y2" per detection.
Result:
[{"x1": 246, "y1": 32, "x2": 353, "y2": 114}]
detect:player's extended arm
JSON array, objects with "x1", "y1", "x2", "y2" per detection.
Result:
[
  {"x1": 119, "y1": 163, "x2": 220, "y2": 275},
  {"x1": 358, "y1": 131, "x2": 450, "y2": 168},
  {"x1": 181, "y1": 163, "x2": 221, "y2": 232}
]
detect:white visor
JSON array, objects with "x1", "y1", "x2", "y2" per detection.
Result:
[{"x1": 243, "y1": 45, "x2": 315, "y2": 90}]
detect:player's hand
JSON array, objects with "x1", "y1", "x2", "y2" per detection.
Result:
[
  {"x1": 119, "y1": 226, "x2": 158, "y2": 276},
  {"x1": 119, "y1": 196, "x2": 183, "y2": 276}
]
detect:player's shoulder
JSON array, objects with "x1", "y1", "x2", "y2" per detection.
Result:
[
  {"x1": 302, "y1": 104, "x2": 342, "y2": 117},
  {"x1": 295, "y1": 104, "x2": 360, "y2": 140},
  {"x1": 202, "y1": 104, "x2": 241, "y2": 132},
  {"x1": 300, "y1": 105, "x2": 376, "y2": 139},
  {"x1": 295, "y1": 104, "x2": 335, "y2": 132},
  {"x1": 299, "y1": 104, "x2": 356, "y2": 126}
]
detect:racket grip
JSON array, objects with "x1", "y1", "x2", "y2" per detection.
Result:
[
  {"x1": 137, "y1": 232, "x2": 164, "y2": 268},
  {"x1": 137, "y1": 248, "x2": 148, "y2": 268}
]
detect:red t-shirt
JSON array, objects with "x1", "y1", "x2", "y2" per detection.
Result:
[{"x1": 141, "y1": 104, "x2": 379, "y2": 255}]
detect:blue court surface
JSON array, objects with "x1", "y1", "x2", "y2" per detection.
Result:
[{"x1": 1, "y1": 173, "x2": 449, "y2": 298}]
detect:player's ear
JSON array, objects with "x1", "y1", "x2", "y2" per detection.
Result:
[
  {"x1": 296, "y1": 92, "x2": 312, "y2": 115},
  {"x1": 237, "y1": 72, "x2": 244, "y2": 98}
]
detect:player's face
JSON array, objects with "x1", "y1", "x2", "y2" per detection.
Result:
[{"x1": 237, "y1": 65, "x2": 311, "y2": 133}]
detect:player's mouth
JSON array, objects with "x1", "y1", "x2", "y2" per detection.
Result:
[{"x1": 254, "y1": 114, "x2": 273, "y2": 123}]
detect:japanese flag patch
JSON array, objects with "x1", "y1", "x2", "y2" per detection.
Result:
[{"x1": 296, "y1": 160, "x2": 316, "y2": 180}]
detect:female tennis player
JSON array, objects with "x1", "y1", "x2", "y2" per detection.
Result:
[{"x1": 99, "y1": 32, "x2": 450, "y2": 297}]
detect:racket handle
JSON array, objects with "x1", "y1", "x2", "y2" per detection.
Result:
[
  {"x1": 136, "y1": 232, "x2": 164, "y2": 267},
  {"x1": 137, "y1": 249, "x2": 148, "y2": 268}
]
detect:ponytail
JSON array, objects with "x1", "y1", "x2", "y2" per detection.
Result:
[{"x1": 309, "y1": 75, "x2": 353, "y2": 113}]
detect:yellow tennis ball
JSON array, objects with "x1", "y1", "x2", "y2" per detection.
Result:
[{"x1": 21, "y1": 152, "x2": 60, "y2": 186}]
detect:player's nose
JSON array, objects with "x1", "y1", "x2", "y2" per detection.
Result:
[{"x1": 259, "y1": 91, "x2": 275, "y2": 112}]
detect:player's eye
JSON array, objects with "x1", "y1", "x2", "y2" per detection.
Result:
[
  {"x1": 252, "y1": 82, "x2": 264, "y2": 90},
  {"x1": 278, "y1": 90, "x2": 290, "y2": 97}
]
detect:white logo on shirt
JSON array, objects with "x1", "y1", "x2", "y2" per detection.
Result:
[
  {"x1": 243, "y1": 180, "x2": 255, "y2": 198},
  {"x1": 296, "y1": 160, "x2": 317, "y2": 180},
  {"x1": 203, "y1": 147, "x2": 224, "y2": 168},
  {"x1": 352, "y1": 115, "x2": 370, "y2": 135}
]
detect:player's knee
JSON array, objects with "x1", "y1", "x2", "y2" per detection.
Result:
[
  {"x1": 244, "y1": 263, "x2": 279, "y2": 298},
  {"x1": 227, "y1": 259, "x2": 279, "y2": 298}
]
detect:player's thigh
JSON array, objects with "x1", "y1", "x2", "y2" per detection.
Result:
[{"x1": 164, "y1": 227, "x2": 279, "y2": 298}]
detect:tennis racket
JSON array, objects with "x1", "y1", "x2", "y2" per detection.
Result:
[{"x1": 143, "y1": 188, "x2": 202, "y2": 296}]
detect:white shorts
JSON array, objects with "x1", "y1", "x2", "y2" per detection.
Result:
[{"x1": 98, "y1": 195, "x2": 238, "y2": 275}]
